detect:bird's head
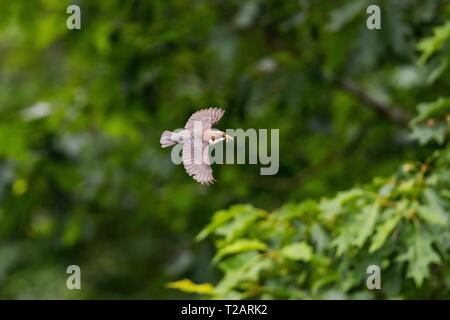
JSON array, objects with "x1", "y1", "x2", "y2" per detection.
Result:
[{"x1": 208, "y1": 130, "x2": 233, "y2": 145}]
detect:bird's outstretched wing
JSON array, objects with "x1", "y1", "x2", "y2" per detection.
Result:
[
  {"x1": 182, "y1": 138, "x2": 215, "y2": 185},
  {"x1": 185, "y1": 107, "x2": 225, "y2": 130}
]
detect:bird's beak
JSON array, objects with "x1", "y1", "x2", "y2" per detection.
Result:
[{"x1": 225, "y1": 134, "x2": 233, "y2": 142}]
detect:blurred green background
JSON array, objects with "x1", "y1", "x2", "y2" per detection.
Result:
[{"x1": 0, "y1": 0, "x2": 448, "y2": 299}]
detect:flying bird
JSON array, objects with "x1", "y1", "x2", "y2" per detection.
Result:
[{"x1": 160, "y1": 108, "x2": 233, "y2": 185}]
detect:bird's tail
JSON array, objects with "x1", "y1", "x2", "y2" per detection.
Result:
[{"x1": 160, "y1": 130, "x2": 177, "y2": 148}]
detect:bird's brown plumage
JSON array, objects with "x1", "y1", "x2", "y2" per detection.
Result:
[
  {"x1": 185, "y1": 107, "x2": 225, "y2": 130},
  {"x1": 160, "y1": 107, "x2": 226, "y2": 185}
]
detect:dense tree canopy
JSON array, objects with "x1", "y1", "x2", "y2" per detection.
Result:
[{"x1": 0, "y1": 0, "x2": 448, "y2": 299}]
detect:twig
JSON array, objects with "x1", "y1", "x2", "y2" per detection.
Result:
[{"x1": 332, "y1": 78, "x2": 412, "y2": 125}]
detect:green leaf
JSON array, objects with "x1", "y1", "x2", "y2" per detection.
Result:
[
  {"x1": 332, "y1": 227, "x2": 355, "y2": 257},
  {"x1": 280, "y1": 242, "x2": 313, "y2": 261},
  {"x1": 406, "y1": 228, "x2": 441, "y2": 287},
  {"x1": 369, "y1": 209, "x2": 401, "y2": 253},
  {"x1": 413, "y1": 98, "x2": 450, "y2": 123},
  {"x1": 214, "y1": 239, "x2": 268, "y2": 263},
  {"x1": 311, "y1": 223, "x2": 330, "y2": 253},
  {"x1": 216, "y1": 255, "x2": 272, "y2": 293},
  {"x1": 196, "y1": 205, "x2": 265, "y2": 241},
  {"x1": 417, "y1": 189, "x2": 448, "y2": 226},
  {"x1": 410, "y1": 124, "x2": 447, "y2": 145},
  {"x1": 417, "y1": 21, "x2": 450, "y2": 63},
  {"x1": 320, "y1": 188, "x2": 365, "y2": 220},
  {"x1": 355, "y1": 204, "x2": 379, "y2": 247},
  {"x1": 417, "y1": 206, "x2": 447, "y2": 226},
  {"x1": 166, "y1": 279, "x2": 215, "y2": 295},
  {"x1": 409, "y1": 98, "x2": 450, "y2": 145},
  {"x1": 426, "y1": 58, "x2": 449, "y2": 84},
  {"x1": 196, "y1": 209, "x2": 236, "y2": 241}
]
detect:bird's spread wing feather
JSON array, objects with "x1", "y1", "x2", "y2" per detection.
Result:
[
  {"x1": 185, "y1": 107, "x2": 225, "y2": 130},
  {"x1": 182, "y1": 138, "x2": 215, "y2": 185}
]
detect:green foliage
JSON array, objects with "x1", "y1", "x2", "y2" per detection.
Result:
[
  {"x1": 181, "y1": 143, "x2": 449, "y2": 299},
  {"x1": 166, "y1": 279, "x2": 215, "y2": 295},
  {"x1": 418, "y1": 21, "x2": 450, "y2": 64},
  {"x1": 172, "y1": 16, "x2": 450, "y2": 299},
  {"x1": 410, "y1": 98, "x2": 450, "y2": 144},
  {"x1": 0, "y1": 0, "x2": 449, "y2": 299}
]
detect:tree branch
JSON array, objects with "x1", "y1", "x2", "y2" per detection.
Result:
[{"x1": 332, "y1": 78, "x2": 412, "y2": 125}]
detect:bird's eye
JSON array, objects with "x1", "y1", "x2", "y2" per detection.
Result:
[{"x1": 211, "y1": 136, "x2": 215, "y2": 141}]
